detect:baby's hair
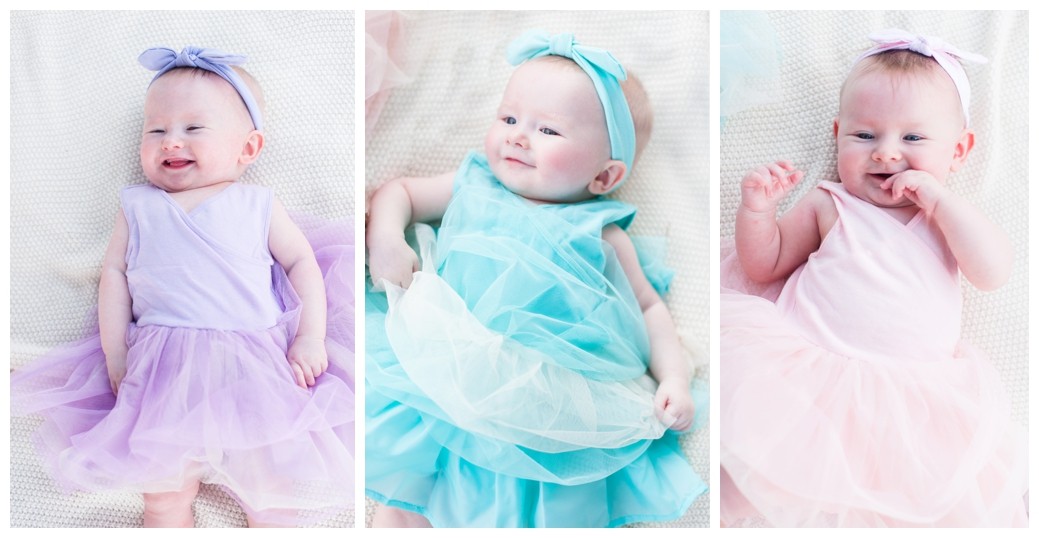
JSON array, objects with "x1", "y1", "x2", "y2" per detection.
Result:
[
  {"x1": 620, "y1": 71, "x2": 653, "y2": 165},
  {"x1": 157, "y1": 65, "x2": 266, "y2": 118},
  {"x1": 531, "y1": 55, "x2": 654, "y2": 165},
  {"x1": 841, "y1": 49, "x2": 963, "y2": 122}
]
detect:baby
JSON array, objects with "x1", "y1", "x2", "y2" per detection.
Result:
[
  {"x1": 12, "y1": 47, "x2": 354, "y2": 527},
  {"x1": 721, "y1": 30, "x2": 1027, "y2": 527},
  {"x1": 365, "y1": 31, "x2": 705, "y2": 527}
]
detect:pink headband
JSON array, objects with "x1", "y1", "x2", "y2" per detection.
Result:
[{"x1": 855, "y1": 29, "x2": 987, "y2": 126}]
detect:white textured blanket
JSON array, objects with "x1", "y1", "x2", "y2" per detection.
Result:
[
  {"x1": 364, "y1": 10, "x2": 710, "y2": 527},
  {"x1": 720, "y1": 10, "x2": 1029, "y2": 428},
  {"x1": 9, "y1": 11, "x2": 355, "y2": 527}
]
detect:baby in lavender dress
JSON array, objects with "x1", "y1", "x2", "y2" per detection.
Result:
[{"x1": 12, "y1": 47, "x2": 354, "y2": 527}]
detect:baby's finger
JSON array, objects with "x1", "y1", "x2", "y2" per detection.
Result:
[
  {"x1": 672, "y1": 413, "x2": 693, "y2": 432},
  {"x1": 765, "y1": 162, "x2": 789, "y2": 180},
  {"x1": 300, "y1": 361, "x2": 316, "y2": 387},
  {"x1": 291, "y1": 362, "x2": 308, "y2": 389},
  {"x1": 776, "y1": 160, "x2": 797, "y2": 171}
]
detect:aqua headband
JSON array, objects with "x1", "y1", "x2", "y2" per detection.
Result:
[
  {"x1": 855, "y1": 30, "x2": 986, "y2": 126},
  {"x1": 139, "y1": 46, "x2": 263, "y2": 131},
  {"x1": 506, "y1": 31, "x2": 636, "y2": 189}
]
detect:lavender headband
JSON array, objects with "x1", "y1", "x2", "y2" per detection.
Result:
[{"x1": 139, "y1": 46, "x2": 263, "y2": 130}]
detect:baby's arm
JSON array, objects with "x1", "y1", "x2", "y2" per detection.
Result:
[
  {"x1": 603, "y1": 225, "x2": 693, "y2": 431},
  {"x1": 269, "y1": 198, "x2": 327, "y2": 389},
  {"x1": 366, "y1": 172, "x2": 454, "y2": 288},
  {"x1": 98, "y1": 210, "x2": 131, "y2": 395},
  {"x1": 736, "y1": 161, "x2": 832, "y2": 283},
  {"x1": 883, "y1": 171, "x2": 1013, "y2": 290}
]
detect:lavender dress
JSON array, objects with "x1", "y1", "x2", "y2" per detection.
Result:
[{"x1": 11, "y1": 183, "x2": 355, "y2": 526}]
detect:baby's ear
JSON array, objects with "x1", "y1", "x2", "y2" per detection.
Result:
[
  {"x1": 239, "y1": 130, "x2": 265, "y2": 165},
  {"x1": 588, "y1": 160, "x2": 628, "y2": 195},
  {"x1": 949, "y1": 128, "x2": 975, "y2": 172}
]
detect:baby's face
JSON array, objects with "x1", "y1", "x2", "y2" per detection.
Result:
[
  {"x1": 140, "y1": 70, "x2": 256, "y2": 193},
  {"x1": 835, "y1": 68, "x2": 970, "y2": 208},
  {"x1": 484, "y1": 59, "x2": 612, "y2": 203}
]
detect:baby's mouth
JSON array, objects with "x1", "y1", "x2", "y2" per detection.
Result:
[
  {"x1": 163, "y1": 159, "x2": 195, "y2": 169},
  {"x1": 505, "y1": 159, "x2": 534, "y2": 170},
  {"x1": 868, "y1": 172, "x2": 894, "y2": 182}
]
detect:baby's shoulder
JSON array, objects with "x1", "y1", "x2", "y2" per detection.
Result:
[
  {"x1": 119, "y1": 182, "x2": 161, "y2": 208},
  {"x1": 789, "y1": 182, "x2": 839, "y2": 240}
]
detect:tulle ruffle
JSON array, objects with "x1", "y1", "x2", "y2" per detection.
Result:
[
  {"x1": 11, "y1": 218, "x2": 356, "y2": 527},
  {"x1": 719, "y1": 242, "x2": 1028, "y2": 527},
  {"x1": 365, "y1": 221, "x2": 708, "y2": 526}
]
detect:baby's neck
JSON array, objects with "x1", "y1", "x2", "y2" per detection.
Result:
[
  {"x1": 877, "y1": 203, "x2": 920, "y2": 225},
  {"x1": 163, "y1": 181, "x2": 236, "y2": 213}
]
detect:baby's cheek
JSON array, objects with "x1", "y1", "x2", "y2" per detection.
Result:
[{"x1": 543, "y1": 144, "x2": 603, "y2": 179}]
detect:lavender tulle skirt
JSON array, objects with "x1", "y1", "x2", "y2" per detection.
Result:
[{"x1": 10, "y1": 218, "x2": 355, "y2": 526}]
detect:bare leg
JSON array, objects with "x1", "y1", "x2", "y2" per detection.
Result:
[
  {"x1": 247, "y1": 515, "x2": 281, "y2": 528},
  {"x1": 373, "y1": 504, "x2": 432, "y2": 528},
  {"x1": 142, "y1": 479, "x2": 200, "y2": 528}
]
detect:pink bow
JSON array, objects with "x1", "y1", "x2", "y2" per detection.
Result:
[{"x1": 856, "y1": 29, "x2": 987, "y2": 125}]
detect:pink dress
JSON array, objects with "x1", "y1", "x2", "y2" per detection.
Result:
[{"x1": 720, "y1": 181, "x2": 1028, "y2": 527}]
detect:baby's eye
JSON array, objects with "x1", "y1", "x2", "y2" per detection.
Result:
[
  {"x1": 854, "y1": 132, "x2": 874, "y2": 140},
  {"x1": 903, "y1": 134, "x2": 923, "y2": 142},
  {"x1": 186, "y1": 125, "x2": 204, "y2": 131},
  {"x1": 146, "y1": 129, "x2": 165, "y2": 135},
  {"x1": 540, "y1": 127, "x2": 560, "y2": 136},
  {"x1": 503, "y1": 116, "x2": 517, "y2": 125}
]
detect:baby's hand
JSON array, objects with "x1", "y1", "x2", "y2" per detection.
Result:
[
  {"x1": 881, "y1": 170, "x2": 949, "y2": 215},
  {"x1": 653, "y1": 377, "x2": 695, "y2": 432},
  {"x1": 367, "y1": 237, "x2": 419, "y2": 290},
  {"x1": 740, "y1": 160, "x2": 805, "y2": 214},
  {"x1": 106, "y1": 354, "x2": 127, "y2": 395},
  {"x1": 287, "y1": 336, "x2": 328, "y2": 388}
]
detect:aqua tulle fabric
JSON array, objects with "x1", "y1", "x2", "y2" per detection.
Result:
[
  {"x1": 720, "y1": 11, "x2": 782, "y2": 129},
  {"x1": 365, "y1": 151, "x2": 707, "y2": 527}
]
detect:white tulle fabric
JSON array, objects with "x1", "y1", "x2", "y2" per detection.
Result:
[{"x1": 380, "y1": 224, "x2": 670, "y2": 453}]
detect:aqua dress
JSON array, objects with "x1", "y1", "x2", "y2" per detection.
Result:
[{"x1": 365, "y1": 151, "x2": 707, "y2": 527}]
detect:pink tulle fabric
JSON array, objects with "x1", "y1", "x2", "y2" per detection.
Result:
[
  {"x1": 365, "y1": 10, "x2": 410, "y2": 140},
  {"x1": 720, "y1": 182, "x2": 1028, "y2": 527}
]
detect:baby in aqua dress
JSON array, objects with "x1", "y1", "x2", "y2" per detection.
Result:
[
  {"x1": 720, "y1": 30, "x2": 1027, "y2": 527},
  {"x1": 365, "y1": 31, "x2": 707, "y2": 527},
  {"x1": 12, "y1": 47, "x2": 355, "y2": 527}
]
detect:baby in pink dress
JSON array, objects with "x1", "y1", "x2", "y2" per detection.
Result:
[{"x1": 720, "y1": 30, "x2": 1027, "y2": 527}]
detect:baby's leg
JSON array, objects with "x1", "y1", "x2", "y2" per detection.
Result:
[
  {"x1": 373, "y1": 504, "x2": 432, "y2": 528},
  {"x1": 247, "y1": 515, "x2": 283, "y2": 528},
  {"x1": 142, "y1": 479, "x2": 200, "y2": 527}
]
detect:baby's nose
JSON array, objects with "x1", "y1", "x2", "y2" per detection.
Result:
[
  {"x1": 162, "y1": 133, "x2": 183, "y2": 151},
  {"x1": 506, "y1": 127, "x2": 528, "y2": 148},
  {"x1": 871, "y1": 141, "x2": 902, "y2": 162}
]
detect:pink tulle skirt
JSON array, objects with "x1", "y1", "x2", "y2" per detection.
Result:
[{"x1": 719, "y1": 246, "x2": 1028, "y2": 527}]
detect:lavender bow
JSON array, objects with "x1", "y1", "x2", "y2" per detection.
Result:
[{"x1": 139, "y1": 46, "x2": 263, "y2": 130}]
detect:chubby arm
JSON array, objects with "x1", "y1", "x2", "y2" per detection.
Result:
[
  {"x1": 735, "y1": 161, "x2": 832, "y2": 283},
  {"x1": 98, "y1": 210, "x2": 132, "y2": 395},
  {"x1": 883, "y1": 171, "x2": 1013, "y2": 290},
  {"x1": 366, "y1": 172, "x2": 455, "y2": 288},
  {"x1": 603, "y1": 224, "x2": 693, "y2": 431},
  {"x1": 269, "y1": 197, "x2": 327, "y2": 388}
]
